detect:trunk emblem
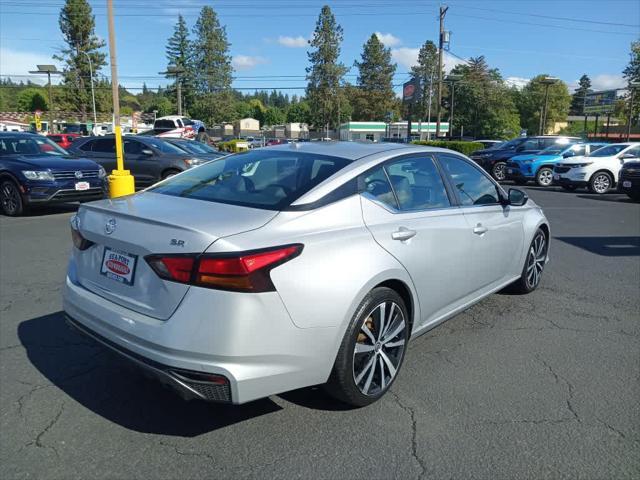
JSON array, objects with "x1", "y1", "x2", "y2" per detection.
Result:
[
  {"x1": 75, "y1": 171, "x2": 83, "y2": 179},
  {"x1": 105, "y1": 218, "x2": 117, "y2": 235}
]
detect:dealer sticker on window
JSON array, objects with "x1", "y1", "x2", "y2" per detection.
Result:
[{"x1": 100, "y1": 247, "x2": 137, "y2": 285}]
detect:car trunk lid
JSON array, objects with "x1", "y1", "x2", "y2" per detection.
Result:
[{"x1": 73, "y1": 191, "x2": 278, "y2": 319}]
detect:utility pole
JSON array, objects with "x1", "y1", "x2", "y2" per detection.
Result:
[
  {"x1": 426, "y1": 66, "x2": 434, "y2": 141},
  {"x1": 106, "y1": 0, "x2": 134, "y2": 198},
  {"x1": 435, "y1": 5, "x2": 448, "y2": 138},
  {"x1": 539, "y1": 76, "x2": 558, "y2": 135}
]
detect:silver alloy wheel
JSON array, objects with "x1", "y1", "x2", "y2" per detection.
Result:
[
  {"x1": 1, "y1": 182, "x2": 20, "y2": 215},
  {"x1": 538, "y1": 168, "x2": 553, "y2": 186},
  {"x1": 592, "y1": 173, "x2": 611, "y2": 194},
  {"x1": 353, "y1": 301, "x2": 406, "y2": 396},
  {"x1": 493, "y1": 163, "x2": 506, "y2": 181},
  {"x1": 526, "y1": 232, "x2": 547, "y2": 289}
]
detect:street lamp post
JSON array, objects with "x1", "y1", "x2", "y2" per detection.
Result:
[
  {"x1": 626, "y1": 81, "x2": 640, "y2": 141},
  {"x1": 159, "y1": 65, "x2": 185, "y2": 116},
  {"x1": 80, "y1": 51, "x2": 98, "y2": 135},
  {"x1": 446, "y1": 75, "x2": 462, "y2": 139},
  {"x1": 29, "y1": 65, "x2": 60, "y2": 133},
  {"x1": 539, "y1": 77, "x2": 559, "y2": 135}
]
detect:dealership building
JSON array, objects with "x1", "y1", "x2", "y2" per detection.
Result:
[{"x1": 338, "y1": 121, "x2": 449, "y2": 142}]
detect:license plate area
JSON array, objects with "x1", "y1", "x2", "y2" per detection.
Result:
[
  {"x1": 623, "y1": 180, "x2": 632, "y2": 188},
  {"x1": 75, "y1": 181, "x2": 90, "y2": 191},
  {"x1": 100, "y1": 247, "x2": 138, "y2": 286}
]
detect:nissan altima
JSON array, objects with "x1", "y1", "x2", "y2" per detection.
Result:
[{"x1": 63, "y1": 142, "x2": 549, "y2": 407}]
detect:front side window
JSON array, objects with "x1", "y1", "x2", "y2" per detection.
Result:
[
  {"x1": 438, "y1": 154, "x2": 501, "y2": 206},
  {"x1": 150, "y1": 150, "x2": 350, "y2": 210},
  {"x1": 624, "y1": 146, "x2": 640, "y2": 158},
  {"x1": 385, "y1": 157, "x2": 450, "y2": 210}
]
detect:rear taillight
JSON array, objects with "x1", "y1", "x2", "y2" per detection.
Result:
[
  {"x1": 70, "y1": 222, "x2": 94, "y2": 251},
  {"x1": 145, "y1": 244, "x2": 303, "y2": 292}
]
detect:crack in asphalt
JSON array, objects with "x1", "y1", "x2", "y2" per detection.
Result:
[
  {"x1": 25, "y1": 402, "x2": 65, "y2": 459},
  {"x1": 389, "y1": 391, "x2": 428, "y2": 480},
  {"x1": 536, "y1": 356, "x2": 580, "y2": 422}
]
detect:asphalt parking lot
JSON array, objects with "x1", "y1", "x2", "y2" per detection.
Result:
[{"x1": 1, "y1": 187, "x2": 638, "y2": 479}]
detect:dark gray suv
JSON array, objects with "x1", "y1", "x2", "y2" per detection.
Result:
[{"x1": 68, "y1": 136, "x2": 208, "y2": 188}]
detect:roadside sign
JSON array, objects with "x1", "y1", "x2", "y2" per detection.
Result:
[
  {"x1": 34, "y1": 110, "x2": 42, "y2": 132},
  {"x1": 403, "y1": 78, "x2": 420, "y2": 103},
  {"x1": 584, "y1": 90, "x2": 617, "y2": 115}
]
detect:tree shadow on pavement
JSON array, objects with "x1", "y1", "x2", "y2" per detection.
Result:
[
  {"x1": 18, "y1": 312, "x2": 282, "y2": 437},
  {"x1": 555, "y1": 236, "x2": 640, "y2": 257},
  {"x1": 23, "y1": 203, "x2": 80, "y2": 217}
]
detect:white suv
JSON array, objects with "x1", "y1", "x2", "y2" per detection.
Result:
[{"x1": 553, "y1": 143, "x2": 640, "y2": 193}]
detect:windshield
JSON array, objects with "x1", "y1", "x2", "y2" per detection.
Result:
[
  {"x1": 589, "y1": 144, "x2": 629, "y2": 157},
  {"x1": 540, "y1": 144, "x2": 574, "y2": 155},
  {"x1": 149, "y1": 150, "x2": 350, "y2": 210},
  {"x1": 495, "y1": 138, "x2": 525, "y2": 150},
  {"x1": 144, "y1": 139, "x2": 187, "y2": 154},
  {"x1": 0, "y1": 136, "x2": 69, "y2": 156},
  {"x1": 172, "y1": 140, "x2": 218, "y2": 154}
]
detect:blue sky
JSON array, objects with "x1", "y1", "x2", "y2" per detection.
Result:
[{"x1": 0, "y1": 0, "x2": 638, "y2": 96}]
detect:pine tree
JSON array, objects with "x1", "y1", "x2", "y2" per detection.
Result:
[
  {"x1": 166, "y1": 15, "x2": 194, "y2": 113},
  {"x1": 192, "y1": 6, "x2": 233, "y2": 93},
  {"x1": 569, "y1": 75, "x2": 591, "y2": 115},
  {"x1": 352, "y1": 33, "x2": 396, "y2": 121},
  {"x1": 305, "y1": 5, "x2": 348, "y2": 129},
  {"x1": 410, "y1": 40, "x2": 439, "y2": 120},
  {"x1": 623, "y1": 41, "x2": 640, "y2": 84},
  {"x1": 54, "y1": 0, "x2": 106, "y2": 120}
]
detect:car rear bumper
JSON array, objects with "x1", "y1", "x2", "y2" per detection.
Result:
[{"x1": 62, "y1": 271, "x2": 340, "y2": 404}]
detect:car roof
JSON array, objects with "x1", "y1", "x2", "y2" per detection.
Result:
[
  {"x1": 264, "y1": 141, "x2": 417, "y2": 161},
  {"x1": 0, "y1": 132, "x2": 42, "y2": 138}
]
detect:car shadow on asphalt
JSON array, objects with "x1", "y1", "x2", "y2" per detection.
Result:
[
  {"x1": 18, "y1": 311, "x2": 283, "y2": 436},
  {"x1": 575, "y1": 194, "x2": 636, "y2": 203},
  {"x1": 555, "y1": 236, "x2": 640, "y2": 257}
]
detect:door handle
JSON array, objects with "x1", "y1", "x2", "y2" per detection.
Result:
[
  {"x1": 391, "y1": 227, "x2": 417, "y2": 241},
  {"x1": 473, "y1": 224, "x2": 488, "y2": 235}
]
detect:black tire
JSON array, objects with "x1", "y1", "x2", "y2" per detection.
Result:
[
  {"x1": 196, "y1": 131, "x2": 210, "y2": 144},
  {"x1": 324, "y1": 287, "x2": 410, "y2": 407},
  {"x1": 161, "y1": 169, "x2": 181, "y2": 180},
  {"x1": 535, "y1": 167, "x2": 554, "y2": 187},
  {"x1": 492, "y1": 162, "x2": 507, "y2": 181},
  {"x1": 561, "y1": 185, "x2": 577, "y2": 191},
  {"x1": 507, "y1": 228, "x2": 548, "y2": 294},
  {"x1": 588, "y1": 171, "x2": 613, "y2": 194},
  {"x1": 0, "y1": 179, "x2": 25, "y2": 216}
]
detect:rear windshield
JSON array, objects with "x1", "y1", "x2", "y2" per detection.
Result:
[
  {"x1": 154, "y1": 120, "x2": 176, "y2": 129},
  {"x1": 172, "y1": 140, "x2": 218, "y2": 154},
  {"x1": 149, "y1": 150, "x2": 350, "y2": 210}
]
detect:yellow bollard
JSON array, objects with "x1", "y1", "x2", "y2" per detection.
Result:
[{"x1": 108, "y1": 125, "x2": 135, "y2": 198}]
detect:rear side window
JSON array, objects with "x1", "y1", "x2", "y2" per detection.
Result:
[
  {"x1": 385, "y1": 157, "x2": 450, "y2": 210},
  {"x1": 438, "y1": 154, "x2": 501, "y2": 206},
  {"x1": 91, "y1": 138, "x2": 115, "y2": 153},
  {"x1": 361, "y1": 167, "x2": 398, "y2": 209},
  {"x1": 149, "y1": 150, "x2": 350, "y2": 210}
]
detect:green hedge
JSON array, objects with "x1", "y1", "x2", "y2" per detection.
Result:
[
  {"x1": 411, "y1": 140, "x2": 484, "y2": 156},
  {"x1": 218, "y1": 138, "x2": 250, "y2": 153}
]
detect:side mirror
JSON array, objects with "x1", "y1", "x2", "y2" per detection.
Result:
[
  {"x1": 508, "y1": 188, "x2": 528, "y2": 206},
  {"x1": 563, "y1": 151, "x2": 574, "y2": 158},
  {"x1": 620, "y1": 153, "x2": 637, "y2": 160},
  {"x1": 141, "y1": 148, "x2": 154, "y2": 156}
]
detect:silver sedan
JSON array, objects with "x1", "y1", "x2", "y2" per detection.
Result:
[{"x1": 63, "y1": 142, "x2": 549, "y2": 407}]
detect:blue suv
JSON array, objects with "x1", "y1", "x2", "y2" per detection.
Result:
[
  {"x1": 505, "y1": 142, "x2": 607, "y2": 186},
  {"x1": 470, "y1": 136, "x2": 580, "y2": 181},
  {"x1": 0, "y1": 133, "x2": 107, "y2": 216}
]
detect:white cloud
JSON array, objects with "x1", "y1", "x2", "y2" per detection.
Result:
[
  {"x1": 590, "y1": 74, "x2": 625, "y2": 91},
  {"x1": 375, "y1": 32, "x2": 401, "y2": 47},
  {"x1": 277, "y1": 35, "x2": 308, "y2": 48},
  {"x1": 391, "y1": 47, "x2": 466, "y2": 73},
  {"x1": 0, "y1": 47, "x2": 62, "y2": 85},
  {"x1": 232, "y1": 55, "x2": 268, "y2": 70},
  {"x1": 505, "y1": 76, "x2": 530, "y2": 89}
]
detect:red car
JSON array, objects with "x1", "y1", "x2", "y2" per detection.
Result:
[{"x1": 48, "y1": 133, "x2": 80, "y2": 150}]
